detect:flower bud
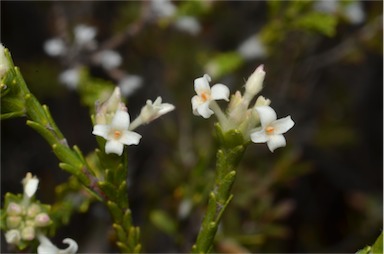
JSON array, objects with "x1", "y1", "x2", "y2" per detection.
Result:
[
  {"x1": 95, "y1": 87, "x2": 123, "y2": 125},
  {"x1": 5, "y1": 229, "x2": 21, "y2": 245},
  {"x1": 27, "y1": 203, "x2": 41, "y2": 218},
  {"x1": 21, "y1": 226, "x2": 35, "y2": 241},
  {"x1": 0, "y1": 43, "x2": 10, "y2": 80},
  {"x1": 7, "y1": 202, "x2": 22, "y2": 216},
  {"x1": 35, "y1": 213, "x2": 51, "y2": 227},
  {"x1": 22, "y1": 172, "x2": 39, "y2": 198},
  {"x1": 244, "y1": 65, "x2": 265, "y2": 100},
  {"x1": 6, "y1": 216, "x2": 22, "y2": 229}
]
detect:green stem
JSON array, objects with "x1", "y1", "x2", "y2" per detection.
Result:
[{"x1": 192, "y1": 125, "x2": 246, "y2": 253}]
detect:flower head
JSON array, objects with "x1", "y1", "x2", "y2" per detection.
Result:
[
  {"x1": 191, "y1": 74, "x2": 230, "y2": 119},
  {"x1": 37, "y1": 234, "x2": 78, "y2": 254},
  {"x1": 250, "y1": 106, "x2": 294, "y2": 152},
  {"x1": 92, "y1": 109, "x2": 142, "y2": 155}
]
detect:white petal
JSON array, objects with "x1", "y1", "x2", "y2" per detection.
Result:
[
  {"x1": 191, "y1": 95, "x2": 203, "y2": 113},
  {"x1": 59, "y1": 238, "x2": 78, "y2": 254},
  {"x1": 25, "y1": 178, "x2": 39, "y2": 198},
  {"x1": 158, "y1": 103, "x2": 175, "y2": 115},
  {"x1": 194, "y1": 75, "x2": 211, "y2": 96},
  {"x1": 255, "y1": 106, "x2": 277, "y2": 128},
  {"x1": 111, "y1": 110, "x2": 130, "y2": 131},
  {"x1": 211, "y1": 84, "x2": 230, "y2": 101},
  {"x1": 250, "y1": 130, "x2": 269, "y2": 143},
  {"x1": 272, "y1": 116, "x2": 294, "y2": 135},
  {"x1": 92, "y1": 125, "x2": 110, "y2": 140},
  {"x1": 37, "y1": 235, "x2": 58, "y2": 254},
  {"x1": 120, "y1": 131, "x2": 142, "y2": 145},
  {"x1": 105, "y1": 140, "x2": 124, "y2": 155},
  {"x1": 197, "y1": 102, "x2": 214, "y2": 119},
  {"x1": 267, "y1": 134, "x2": 286, "y2": 152}
]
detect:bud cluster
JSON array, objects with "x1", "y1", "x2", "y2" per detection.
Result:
[{"x1": 2, "y1": 173, "x2": 51, "y2": 247}]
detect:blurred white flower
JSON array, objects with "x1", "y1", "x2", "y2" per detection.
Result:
[
  {"x1": 344, "y1": 1, "x2": 365, "y2": 24},
  {"x1": 250, "y1": 106, "x2": 294, "y2": 152},
  {"x1": 59, "y1": 68, "x2": 80, "y2": 90},
  {"x1": 237, "y1": 34, "x2": 267, "y2": 60},
  {"x1": 174, "y1": 16, "x2": 201, "y2": 35},
  {"x1": 313, "y1": 0, "x2": 338, "y2": 14},
  {"x1": 44, "y1": 38, "x2": 67, "y2": 57},
  {"x1": 37, "y1": 234, "x2": 78, "y2": 254},
  {"x1": 150, "y1": 0, "x2": 176, "y2": 19},
  {"x1": 0, "y1": 43, "x2": 9, "y2": 79},
  {"x1": 96, "y1": 50, "x2": 122, "y2": 70},
  {"x1": 93, "y1": 109, "x2": 142, "y2": 155},
  {"x1": 118, "y1": 75, "x2": 143, "y2": 97},
  {"x1": 191, "y1": 74, "x2": 230, "y2": 119},
  {"x1": 74, "y1": 24, "x2": 97, "y2": 47}
]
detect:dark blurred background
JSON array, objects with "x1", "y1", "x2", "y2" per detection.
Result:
[{"x1": 1, "y1": 1, "x2": 382, "y2": 253}]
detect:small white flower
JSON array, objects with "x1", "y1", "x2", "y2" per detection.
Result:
[
  {"x1": 59, "y1": 68, "x2": 80, "y2": 90},
  {"x1": 74, "y1": 24, "x2": 97, "y2": 47},
  {"x1": 37, "y1": 234, "x2": 78, "y2": 254},
  {"x1": 174, "y1": 16, "x2": 201, "y2": 35},
  {"x1": 191, "y1": 74, "x2": 230, "y2": 119},
  {"x1": 96, "y1": 50, "x2": 122, "y2": 70},
  {"x1": 44, "y1": 38, "x2": 67, "y2": 57},
  {"x1": 5, "y1": 229, "x2": 21, "y2": 245},
  {"x1": 237, "y1": 34, "x2": 267, "y2": 60},
  {"x1": 0, "y1": 43, "x2": 9, "y2": 79},
  {"x1": 92, "y1": 109, "x2": 142, "y2": 155},
  {"x1": 250, "y1": 106, "x2": 294, "y2": 152},
  {"x1": 22, "y1": 172, "x2": 39, "y2": 198},
  {"x1": 118, "y1": 75, "x2": 143, "y2": 97},
  {"x1": 141, "y1": 97, "x2": 175, "y2": 123}
]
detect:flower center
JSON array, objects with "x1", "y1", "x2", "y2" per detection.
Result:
[
  {"x1": 113, "y1": 130, "x2": 122, "y2": 139},
  {"x1": 201, "y1": 92, "x2": 210, "y2": 102},
  {"x1": 265, "y1": 126, "x2": 275, "y2": 135}
]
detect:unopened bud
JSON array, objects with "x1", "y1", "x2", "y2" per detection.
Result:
[
  {"x1": 35, "y1": 213, "x2": 51, "y2": 227},
  {"x1": 244, "y1": 65, "x2": 265, "y2": 100},
  {"x1": 27, "y1": 203, "x2": 41, "y2": 218},
  {"x1": 7, "y1": 202, "x2": 22, "y2": 216},
  {"x1": 21, "y1": 226, "x2": 35, "y2": 241},
  {"x1": 6, "y1": 216, "x2": 22, "y2": 229},
  {"x1": 5, "y1": 229, "x2": 21, "y2": 244},
  {"x1": 0, "y1": 43, "x2": 10, "y2": 80}
]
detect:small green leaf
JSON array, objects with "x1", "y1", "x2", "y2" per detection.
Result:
[
  {"x1": 113, "y1": 223, "x2": 127, "y2": 240},
  {"x1": 107, "y1": 201, "x2": 123, "y2": 222}
]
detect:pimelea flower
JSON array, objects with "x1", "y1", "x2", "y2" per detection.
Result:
[
  {"x1": 118, "y1": 75, "x2": 143, "y2": 97},
  {"x1": 0, "y1": 43, "x2": 9, "y2": 79},
  {"x1": 95, "y1": 50, "x2": 122, "y2": 70},
  {"x1": 59, "y1": 68, "x2": 80, "y2": 90},
  {"x1": 129, "y1": 96, "x2": 175, "y2": 130},
  {"x1": 37, "y1": 234, "x2": 78, "y2": 254},
  {"x1": 92, "y1": 109, "x2": 142, "y2": 155},
  {"x1": 191, "y1": 74, "x2": 230, "y2": 119},
  {"x1": 250, "y1": 106, "x2": 294, "y2": 152},
  {"x1": 44, "y1": 38, "x2": 67, "y2": 57},
  {"x1": 74, "y1": 24, "x2": 97, "y2": 47}
]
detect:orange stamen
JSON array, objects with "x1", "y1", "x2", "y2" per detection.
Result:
[
  {"x1": 113, "y1": 130, "x2": 122, "y2": 139},
  {"x1": 266, "y1": 126, "x2": 274, "y2": 134},
  {"x1": 201, "y1": 92, "x2": 209, "y2": 102}
]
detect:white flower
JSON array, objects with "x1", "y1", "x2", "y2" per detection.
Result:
[
  {"x1": 191, "y1": 74, "x2": 230, "y2": 119},
  {"x1": 0, "y1": 43, "x2": 9, "y2": 79},
  {"x1": 130, "y1": 97, "x2": 175, "y2": 130},
  {"x1": 74, "y1": 24, "x2": 97, "y2": 47},
  {"x1": 92, "y1": 109, "x2": 142, "y2": 155},
  {"x1": 250, "y1": 106, "x2": 294, "y2": 152},
  {"x1": 96, "y1": 50, "x2": 122, "y2": 70},
  {"x1": 59, "y1": 68, "x2": 80, "y2": 90},
  {"x1": 37, "y1": 234, "x2": 78, "y2": 254},
  {"x1": 5, "y1": 229, "x2": 21, "y2": 245},
  {"x1": 237, "y1": 34, "x2": 267, "y2": 60},
  {"x1": 22, "y1": 172, "x2": 39, "y2": 198},
  {"x1": 174, "y1": 16, "x2": 201, "y2": 35},
  {"x1": 344, "y1": 1, "x2": 365, "y2": 24},
  {"x1": 118, "y1": 75, "x2": 143, "y2": 97},
  {"x1": 44, "y1": 38, "x2": 67, "y2": 56}
]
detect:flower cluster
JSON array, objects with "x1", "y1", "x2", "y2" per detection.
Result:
[
  {"x1": 2, "y1": 173, "x2": 78, "y2": 253},
  {"x1": 191, "y1": 65, "x2": 294, "y2": 152},
  {"x1": 92, "y1": 87, "x2": 175, "y2": 156}
]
